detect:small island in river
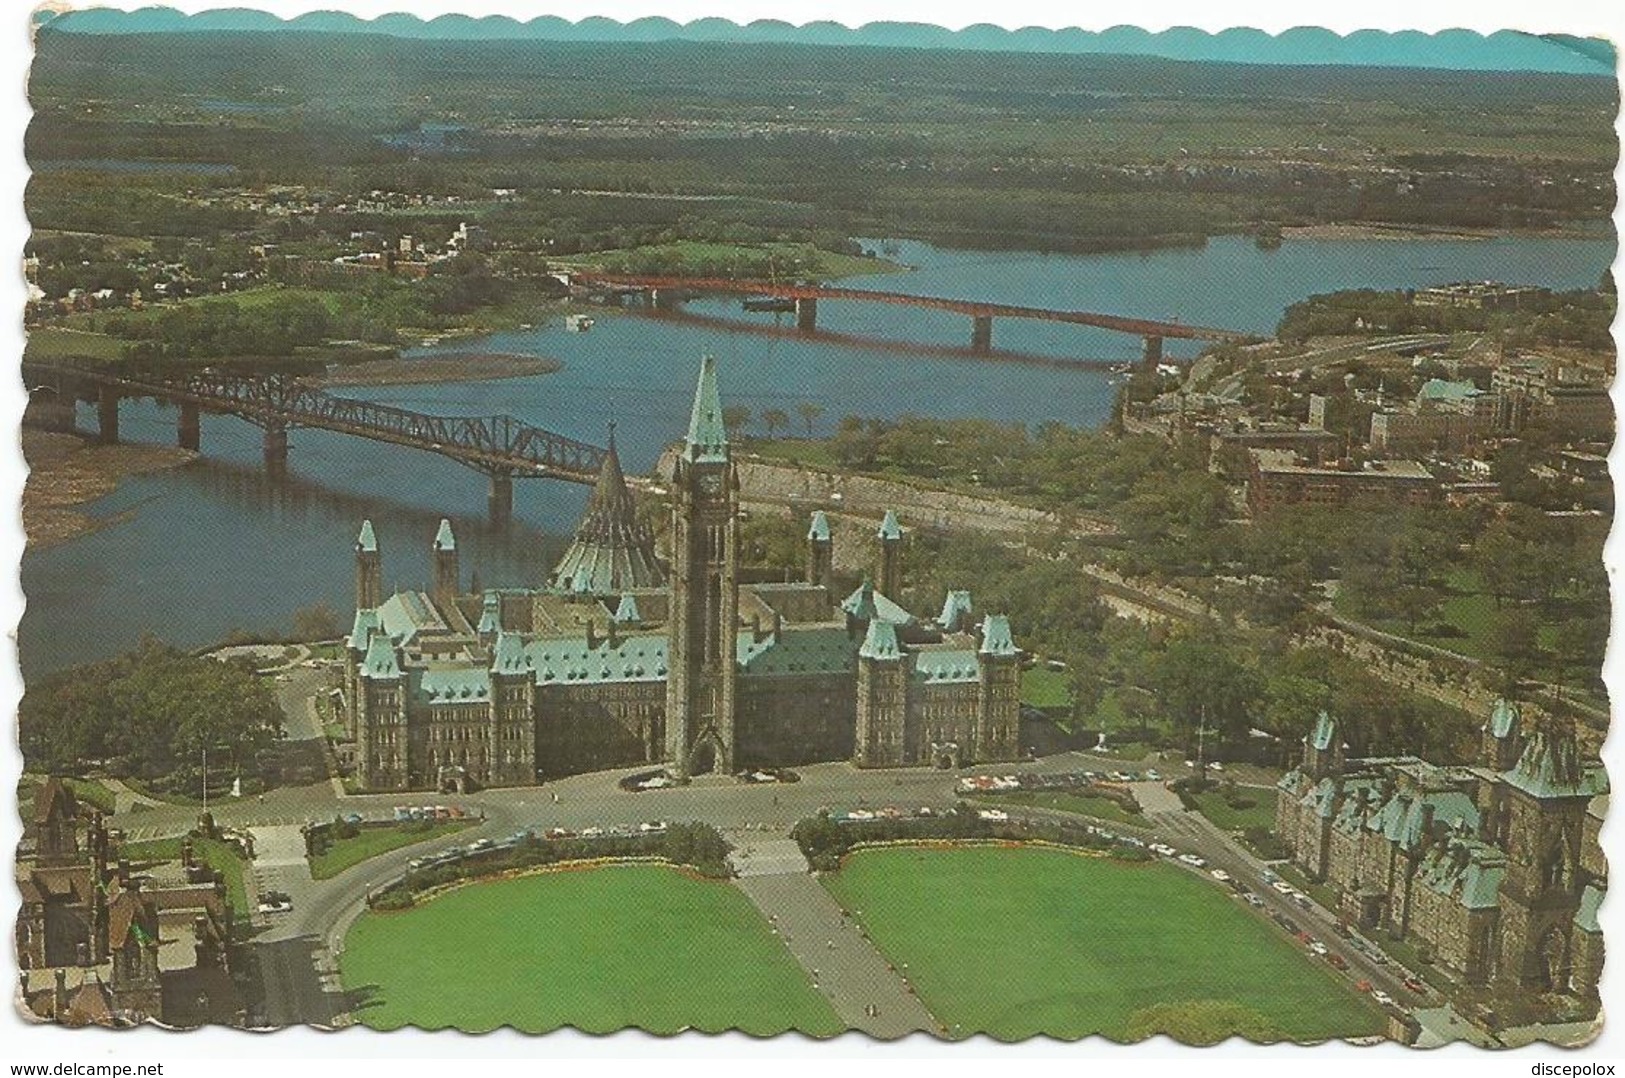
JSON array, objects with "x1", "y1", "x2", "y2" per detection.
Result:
[{"x1": 311, "y1": 353, "x2": 562, "y2": 388}]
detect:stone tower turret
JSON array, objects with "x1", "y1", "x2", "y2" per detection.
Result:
[
  {"x1": 1302, "y1": 711, "x2": 1345, "y2": 779},
  {"x1": 975, "y1": 614, "x2": 1022, "y2": 764},
  {"x1": 356, "y1": 633, "x2": 409, "y2": 790},
  {"x1": 854, "y1": 619, "x2": 909, "y2": 768},
  {"x1": 665, "y1": 356, "x2": 740, "y2": 780},
  {"x1": 355, "y1": 519, "x2": 382, "y2": 610},
  {"x1": 807, "y1": 510, "x2": 833, "y2": 589},
  {"x1": 1481, "y1": 697, "x2": 1524, "y2": 771},
  {"x1": 877, "y1": 510, "x2": 903, "y2": 597},
  {"x1": 432, "y1": 518, "x2": 459, "y2": 612}
]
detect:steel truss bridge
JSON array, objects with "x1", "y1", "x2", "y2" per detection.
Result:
[{"x1": 22, "y1": 360, "x2": 606, "y2": 521}]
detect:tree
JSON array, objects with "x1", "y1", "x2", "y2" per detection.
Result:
[
  {"x1": 760, "y1": 408, "x2": 789, "y2": 439},
  {"x1": 1149, "y1": 637, "x2": 1262, "y2": 744},
  {"x1": 721, "y1": 405, "x2": 752, "y2": 438},
  {"x1": 292, "y1": 601, "x2": 343, "y2": 642},
  {"x1": 796, "y1": 401, "x2": 825, "y2": 436},
  {"x1": 1488, "y1": 608, "x2": 1541, "y2": 694}
]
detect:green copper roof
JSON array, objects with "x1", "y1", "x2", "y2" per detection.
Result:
[
  {"x1": 1310, "y1": 711, "x2": 1337, "y2": 752},
  {"x1": 913, "y1": 649, "x2": 980, "y2": 683},
  {"x1": 808, "y1": 510, "x2": 831, "y2": 542},
  {"x1": 349, "y1": 608, "x2": 380, "y2": 649},
  {"x1": 360, "y1": 633, "x2": 402, "y2": 680},
  {"x1": 613, "y1": 593, "x2": 642, "y2": 624},
  {"x1": 937, "y1": 590, "x2": 973, "y2": 631},
  {"x1": 1486, "y1": 698, "x2": 1520, "y2": 740},
  {"x1": 356, "y1": 519, "x2": 378, "y2": 553},
  {"x1": 740, "y1": 626, "x2": 857, "y2": 676},
  {"x1": 434, "y1": 518, "x2": 456, "y2": 552},
  {"x1": 841, "y1": 581, "x2": 915, "y2": 626},
  {"x1": 527, "y1": 633, "x2": 668, "y2": 685},
  {"x1": 415, "y1": 667, "x2": 490, "y2": 703},
  {"x1": 551, "y1": 428, "x2": 664, "y2": 595},
  {"x1": 376, "y1": 591, "x2": 446, "y2": 647},
  {"x1": 1418, "y1": 378, "x2": 1484, "y2": 402},
  {"x1": 878, "y1": 510, "x2": 903, "y2": 541},
  {"x1": 979, "y1": 614, "x2": 1018, "y2": 657},
  {"x1": 859, "y1": 619, "x2": 902, "y2": 661},
  {"x1": 491, "y1": 632, "x2": 530, "y2": 676},
  {"x1": 1576, "y1": 883, "x2": 1604, "y2": 933},
  {"x1": 476, "y1": 593, "x2": 501, "y2": 636},
  {"x1": 1503, "y1": 731, "x2": 1608, "y2": 799},
  {"x1": 684, "y1": 355, "x2": 729, "y2": 463}
]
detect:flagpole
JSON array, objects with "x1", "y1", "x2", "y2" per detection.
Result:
[{"x1": 202, "y1": 746, "x2": 208, "y2": 814}]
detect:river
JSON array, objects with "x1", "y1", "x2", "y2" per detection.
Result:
[{"x1": 18, "y1": 233, "x2": 1613, "y2": 677}]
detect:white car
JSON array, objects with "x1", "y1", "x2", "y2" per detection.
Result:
[
  {"x1": 1144, "y1": 770, "x2": 1162, "y2": 781},
  {"x1": 1371, "y1": 990, "x2": 1396, "y2": 1007},
  {"x1": 639, "y1": 821, "x2": 668, "y2": 833},
  {"x1": 1178, "y1": 854, "x2": 1207, "y2": 868},
  {"x1": 1209, "y1": 762, "x2": 1225, "y2": 773},
  {"x1": 977, "y1": 809, "x2": 1009, "y2": 822},
  {"x1": 1150, "y1": 843, "x2": 1177, "y2": 857},
  {"x1": 257, "y1": 893, "x2": 293, "y2": 915},
  {"x1": 1309, "y1": 941, "x2": 1329, "y2": 956},
  {"x1": 1210, "y1": 869, "x2": 1232, "y2": 883},
  {"x1": 1271, "y1": 880, "x2": 1296, "y2": 896}
]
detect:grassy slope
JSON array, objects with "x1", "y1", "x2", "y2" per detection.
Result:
[
  {"x1": 823, "y1": 846, "x2": 1384, "y2": 1042},
  {"x1": 122, "y1": 836, "x2": 250, "y2": 925},
  {"x1": 341, "y1": 865, "x2": 841, "y2": 1035},
  {"x1": 309, "y1": 821, "x2": 474, "y2": 880},
  {"x1": 1187, "y1": 788, "x2": 1280, "y2": 833},
  {"x1": 972, "y1": 791, "x2": 1142, "y2": 827}
]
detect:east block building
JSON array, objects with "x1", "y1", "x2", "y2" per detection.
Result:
[
  {"x1": 343, "y1": 357, "x2": 1023, "y2": 791},
  {"x1": 1275, "y1": 703, "x2": 1606, "y2": 1005}
]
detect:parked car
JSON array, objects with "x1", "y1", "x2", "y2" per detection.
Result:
[
  {"x1": 1371, "y1": 990, "x2": 1396, "y2": 1007},
  {"x1": 1327, "y1": 954, "x2": 1349, "y2": 970},
  {"x1": 1210, "y1": 869, "x2": 1232, "y2": 883},
  {"x1": 1403, "y1": 976, "x2": 1426, "y2": 994},
  {"x1": 257, "y1": 892, "x2": 293, "y2": 915},
  {"x1": 1178, "y1": 854, "x2": 1207, "y2": 868},
  {"x1": 1244, "y1": 894, "x2": 1266, "y2": 908},
  {"x1": 1309, "y1": 941, "x2": 1329, "y2": 956}
]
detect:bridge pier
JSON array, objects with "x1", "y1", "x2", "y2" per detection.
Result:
[
  {"x1": 96, "y1": 386, "x2": 120, "y2": 444},
  {"x1": 178, "y1": 401, "x2": 201, "y2": 451},
  {"x1": 1142, "y1": 335, "x2": 1164, "y2": 369},
  {"x1": 795, "y1": 297, "x2": 818, "y2": 333},
  {"x1": 488, "y1": 471, "x2": 513, "y2": 526},
  {"x1": 971, "y1": 314, "x2": 994, "y2": 354},
  {"x1": 263, "y1": 421, "x2": 288, "y2": 478}
]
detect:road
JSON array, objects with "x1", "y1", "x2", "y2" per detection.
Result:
[{"x1": 124, "y1": 673, "x2": 1449, "y2": 1039}]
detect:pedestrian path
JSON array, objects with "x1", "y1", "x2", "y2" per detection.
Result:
[
  {"x1": 727, "y1": 837, "x2": 808, "y2": 878},
  {"x1": 734, "y1": 871, "x2": 938, "y2": 1039},
  {"x1": 101, "y1": 777, "x2": 165, "y2": 814}
]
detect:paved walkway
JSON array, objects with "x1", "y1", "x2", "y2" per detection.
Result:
[
  {"x1": 248, "y1": 824, "x2": 314, "y2": 939},
  {"x1": 102, "y1": 776, "x2": 165, "y2": 814},
  {"x1": 733, "y1": 857, "x2": 938, "y2": 1039}
]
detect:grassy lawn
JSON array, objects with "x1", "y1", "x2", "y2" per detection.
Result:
[
  {"x1": 1020, "y1": 666, "x2": 1073, "y2": 710},
  {"x1": 24, "y1": 325, "x2": 126, "y2": 362},
  {"x1": 972, "y1": 791, "x2": 1142, "y2": 827},
  {"x1": 823, "y1": 846, "x2": 1385, "y2": 1043},
  {"x1": 122, "y1": 836, "x2": 250, "y2": 927},
  {"x1": 309, "y1": 821, "x2": 474, "y2": 880},
  {"x1": 1187, "y1": 787, "x2": 1279, "y2": 833},
  {"x1": 342, "y1": 865, "x2": 841, "y2": 1035}
]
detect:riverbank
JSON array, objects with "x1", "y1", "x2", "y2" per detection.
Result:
[
  {"x1": 311, "y1": 353, "x2": 562, "y2": 388},
  {"x1": 22, "y1": 429, "x2": 196, "y2": 550},
  {"x1": 1280, "y1": 222, "x2": 1607, "y2": 243}
]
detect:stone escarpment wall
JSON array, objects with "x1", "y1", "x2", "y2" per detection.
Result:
[{"x1": 653, "y1": 448, "x2": 1112, "y2": 553}]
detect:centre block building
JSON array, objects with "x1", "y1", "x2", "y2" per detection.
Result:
[{"x1": 343, "y1": 357, "x2": 1023, "y2": 791}]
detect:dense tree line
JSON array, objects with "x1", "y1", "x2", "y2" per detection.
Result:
[
  {"x1": 1277, "y1": 285, "x2": 1616, "y2": 350},
  {"x1": 20, "y1": 637, "x2": 280, "y2": 788}
]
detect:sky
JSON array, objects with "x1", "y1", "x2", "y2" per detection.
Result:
[{"x1": 33, "y1": 6, "x2": 1618, "y2": 76}]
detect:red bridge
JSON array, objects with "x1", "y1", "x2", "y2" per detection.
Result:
[{"x1": 572, "y1": 272, "x2": 1252, "y2": 364}]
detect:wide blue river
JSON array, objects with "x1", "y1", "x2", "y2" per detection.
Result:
[{"x1": 18, "y1": 233, "x2": 1613, "y2": 676}]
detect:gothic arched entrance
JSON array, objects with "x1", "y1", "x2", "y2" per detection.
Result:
[{"x1": 687, "y1": 729, "x2": 727, "y2": 776}]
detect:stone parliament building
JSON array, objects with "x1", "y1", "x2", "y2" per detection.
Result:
[
  {"x1": 1276, "y1": 703, "x2": 1606, "y2": 1007},
  {"x1": 343, "y1": 357, "x2": 1023, "y2": 791}
]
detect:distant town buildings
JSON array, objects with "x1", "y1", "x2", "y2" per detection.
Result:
[
  {"x1": 1413, "y1": 281, "x2": 1542, "y2": 311},
  {"x1": 1245, "y1": 449, "x2": 1439, "y2": 513}
]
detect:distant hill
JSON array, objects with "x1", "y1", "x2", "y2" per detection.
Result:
[{"x1": 35, "y1": 10, "x2": 1616, "y2": 77}]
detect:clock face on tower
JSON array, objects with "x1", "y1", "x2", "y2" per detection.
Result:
[{"x1": 699, "y1": 472, "x2": 723, "y2": 495}]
